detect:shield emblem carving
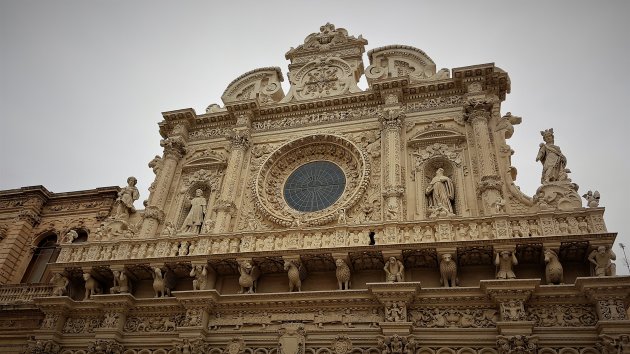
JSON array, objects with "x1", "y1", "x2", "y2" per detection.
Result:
[{"x1": 278, "y1": 323, "x2": 306, "y2": 354}]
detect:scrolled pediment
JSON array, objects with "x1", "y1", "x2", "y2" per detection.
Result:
[{"x1": 221, "y1": 67, "x2": 285, "y2": 105}]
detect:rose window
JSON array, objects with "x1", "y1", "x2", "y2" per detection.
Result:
[{"x1": 284, "y1": 161, "x2": 346, "y2": 212}]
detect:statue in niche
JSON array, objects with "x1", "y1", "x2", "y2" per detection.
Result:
[
  {"x1": 495, "y1": 251, "x2": 518, "y2": 279},
  {"x1": 425, "y1": 168, "x2": 454, "y2": 216},
  {"x1": 588, "y1": 246, "x2": 616, "y2": 276},
  {"x1": 384, "y1": 256, "x2": 405, "y2": 282},
  {"x1": 112, "y1": 176, "x2": 140, "y2": 220},
  {"x1": 536, "y1": 129, "x2": 569, "y2": 184},
  {"x1": 181, "y1": 189, "x2": 207, "y2": 234}
]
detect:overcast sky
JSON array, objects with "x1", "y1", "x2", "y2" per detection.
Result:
[{"x1": 1, "y1": 1, "x2": 629, "y2": 273}]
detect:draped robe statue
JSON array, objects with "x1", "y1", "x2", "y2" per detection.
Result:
[
  {"x1": 536, "y1": 129, "x2": 568, "y2": 184},
  {"x1": 425, "y1": 168, "x2": 455, "y2": 214},
  {"x1": 181, "y1": 189, "x2": 207, "y2": 234}
]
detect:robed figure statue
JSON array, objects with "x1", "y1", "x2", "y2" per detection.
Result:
[
  {"x1": 425, "y1": 168, "x2": 455, "y2": 214},
  {"x1": 536, "y1": 128, "x2": 568, "y2": 184},
  {"x1": 181, "y1": 189, "x2": 207, "y2": 234}
]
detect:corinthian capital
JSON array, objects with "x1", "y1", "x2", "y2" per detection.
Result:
[
  {"x1": 465, "y1": 108, "x2": 491, "y2": 124},
  {"x1": 378, "y1": 107, "x2": 405, "y2": 130},
  {"x1": 15, "y1": 209, "x2": 41, "y2": 226},
  {"x1": 226, "y1": 129, "x2": 251, "y2": 150},
  {"x1": 160, "y1": 136, "x2": 187, "y2": 159}
]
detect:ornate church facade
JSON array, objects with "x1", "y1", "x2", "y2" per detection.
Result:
[{"x1": 0, "y1": 24, "x2": 628, "y2": 354}]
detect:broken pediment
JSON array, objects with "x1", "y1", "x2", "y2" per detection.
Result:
[
  {"x1": 366, "y1": 45, "x2": 449, "y2": 85},
  {"x1": 221, "y1": 67, "x2": 285, "y2": 106}
]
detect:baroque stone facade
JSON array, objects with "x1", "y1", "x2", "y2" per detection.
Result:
[{"x1": 0, "y1": 24, "x2": 628, "y2": 354}]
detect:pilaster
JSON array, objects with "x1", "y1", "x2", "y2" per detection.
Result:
[
  {"x1": 481, "y1": 279, "x2": 539, "y2": 336},
  {"x1": 368, "y1": 281, "x2": 421, "y2": 335},
  {"x1": 378, "y1": 94, "x2": 406, "y2": 222}
]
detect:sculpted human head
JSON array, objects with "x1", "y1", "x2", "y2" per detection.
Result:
[
  {"x1": 127, "y1": 176, "x2": 137, "y2": 186},
  {"x1": 597, "y1": 246, "x2": 606, "y2": 253},
  {"x1": 436, "y1": 168, "x2": 444, "y2": 176},
  {"x1": 195, "y1": 189, "x2": 203, "y2": 197},
  {"x1": 500, "y1": 251, "x2": 510, "y2": 259}
]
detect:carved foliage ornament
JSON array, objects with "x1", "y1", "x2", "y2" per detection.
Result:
[
  {"x1": 255, "y1": 134, "x2": 370, "y2": 226},
  {"x1": 282, "y1": 57, "x2": 361, "y2": 102},
  {"x1": 497, "y1": 335, "x2": 538, "y2": 354}
]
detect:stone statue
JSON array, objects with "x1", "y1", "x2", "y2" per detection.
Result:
[
  {"x1": 238, "y1": 261, "x2": 260, "y2": 294},
  {"x1": 543, "y1": 249, "x2": 564, "y2": 285},
  {"x1": 588, "y1": 246, "x2": 616, "y2": 276},
  {"x1": 83, "y1": 273, "x2": 101, "y2": 300},
  {"x1": 495, "y1": 251, "x2": 518, "y2": 279},
  {"x1": 190, "y1": 265, "x2": 207, "y2": 291},
  {"x1": 152, "y1": 267, "x2": 171, "y2": 297},
  {"x1": 335, "y1": 258, "x2": 351, "y2": 290},
  {"x1": 51, "y1": 272, "x2": 69, "y2": 296},
  {"x1": 113, "y1": 176, "x2": 140, "y2": 220},
  {"x1": 148, "y1": 155, "x2": 163, "y2": 174},
  {"x1": 284, "y1": 260, "x2": 303, "y2": 292},
  {"x1": 337, "y1": 208, "x2": 347, "y2": 224},
  {"x1": 181, "y1": 189, "x2": 207, "y2": 234},
  {"x1": 582, "y1": 190, "x2": 601, "y2": 208},
  {"x1": 61, "y1": 229, "x2": 78, "y2": 244},
  {"x1": 536, "y1": 129, "x2": 568, "y2": 184},
  {"x1": 439, "y1": 253, "x2": 458, "y2": 287},
  {"x1": 110, "y1": 270, "x2": 131, "y2": 294},
  {"x1": 425, "y1": 168, "x2": 454, "y2": 215},
  {"x1": 384, "y1": 256, "x2": 405, "y2": 282}
]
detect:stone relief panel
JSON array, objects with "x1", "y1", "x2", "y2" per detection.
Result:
[
  {"x1": 528, "y1": 304, "x2": 597, "y2": 327},
  {"x1": 252, "y1": 106, "x2": 380, "y2": 132},
  {"x1": 409, "y1": 308, "x2": 498, "y2": 328},
  {"x1": 281, "y1": 57, "x2": 361, "y2": 102}
]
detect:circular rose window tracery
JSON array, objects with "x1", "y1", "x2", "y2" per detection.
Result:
[
  {"x1": 284, "y1": 161, "x2": 346, "y2": 212},
  {"x1": 254, "y1": 134, "x2": 370, "y2": 226}
]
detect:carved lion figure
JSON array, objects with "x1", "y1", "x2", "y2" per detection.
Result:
[
  {"x1": 83, "y1": 273, "x2": 101, "y2": 300},
  {"x1": 335, "y1": 258, "x2": 351, "y2": 290},
  {"x1": 543, "y1": 249, "x2": 564, "y2": 284},
  {"x1": 238, "y1": 261, "x2": 261, "y2": 294},
  {"x1": 439, "y1": 253, "x2": 458, "y2": 287},
  {"x1": 284, "y1": 260, "x2": 302, "y2": 292}
]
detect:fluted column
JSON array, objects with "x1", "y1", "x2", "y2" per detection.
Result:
[
  {"x1": 139, "y1": 133, "x2": 187, "y2": 238},
  {"x1": 213, "y1": 128, "x2": 251, "y2": 233},
  {"x1": 465, "y1": 97, "x2": 503, "y2": 215},
  {"x1": 379, "y1": 101, "x2": 405, "y2": 222}
]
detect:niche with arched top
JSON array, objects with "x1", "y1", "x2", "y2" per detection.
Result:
[{"x1": 21, "y1": 233, "x2": 59, "y2": 283}]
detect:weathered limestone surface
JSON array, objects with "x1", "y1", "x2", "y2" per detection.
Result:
[{"x1": 1, "y1": 23, "x2": 628, "y2": 354}]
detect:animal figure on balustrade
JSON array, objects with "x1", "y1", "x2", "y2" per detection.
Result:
[
  {"x1": 152, "y1": 267, "x2": 174, "y2": 297},
  {"x1": 439, "y1": 253, "x2": 459, "y2": 287},
  {"x1": 238, "y1": 261, "x2": 261, "y2": 294},
  {"x1": 83, "y1": 273, "x2": 102, "y2": 300},
  {"x1": 544, "y1": 249, "x2": 564, "y2": 284},
  {"x1": 284, "y1": 260, "x2": 305, "y2": 292},
  {"x1": 335, "y1": 258, "x2": 351, "y2": 290}
]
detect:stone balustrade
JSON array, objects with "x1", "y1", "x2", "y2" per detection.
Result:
[
  {"x1": 54, "y1": 208, "x2": 607, "y2": 265},
  {"x1": 0, "y1": 283, "x2": 53, "y2": 305}
]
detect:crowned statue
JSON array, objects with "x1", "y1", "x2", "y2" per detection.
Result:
[{"x1": 536, "y1": 128, "x2": 568, "y2": 184}]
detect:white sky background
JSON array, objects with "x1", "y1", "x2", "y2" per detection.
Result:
[{"x1": 1, "y1": 1, "x2": 629, "y2": 273}]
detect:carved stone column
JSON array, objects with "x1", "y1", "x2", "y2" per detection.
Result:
[
  {"x1": 481, "y1": 279, "x2": 539, "y2": 336},
  {"x1": 0, "y1": 193, "x2": 45, "y2": 284},
  {"x1": 464, "y1": 95, "x2": 503, "y2": 215},
  {"x1": 379, "y1": 98, "x2": 405, "y2": 222},
  {"x1": 576, "y1": 276, "x2": 630, "y2": 336},
  {"x1": 213, "y1": 126, "x2": 251, "y2": 233},
  {"x1": 139, "y1": 133, "x2": 187, "y2": 238},
  {"x1": 368, "y1": 281, "x2": 420, "y2": 335},
  {"x1": 92, "y1": 293, "x2": 135, "y2": 341}
]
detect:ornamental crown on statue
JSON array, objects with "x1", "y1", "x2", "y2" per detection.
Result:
[{"x1": 2, "y1": 24, "x2": 626, "y2": 354}]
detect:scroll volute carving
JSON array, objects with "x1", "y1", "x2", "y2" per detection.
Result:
[
  {"x1": 366, "y1": 45, "x2": 449, "y2": 86},
  {"x1": 221, "y1": 67, "x2": 285, "y2": 105}
]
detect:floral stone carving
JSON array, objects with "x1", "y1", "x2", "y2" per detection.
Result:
[{"x1": 497, "y1": 335, "x2": 538, "y2": 354}]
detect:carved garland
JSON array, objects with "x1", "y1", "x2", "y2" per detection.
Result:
[{"x1": 254, "y1": 134, "x2": 370, "y2": 226}]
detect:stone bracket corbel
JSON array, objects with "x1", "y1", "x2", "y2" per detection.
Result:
[
  {"x1": 172, "y1": 289, "x2": 219, "y2": 338},
  {"x1": 480, "y1": 279, "x2": 539, "y2": 336},
  {"x1": 367, "y1": 281, "x2": 421, "y2": 335},
  {"x1": 575, "y1": 276, "x2": 630, "y2": 335},
  {"x1": 91, "y1": 293, "x2": 136, "y2": 340}
]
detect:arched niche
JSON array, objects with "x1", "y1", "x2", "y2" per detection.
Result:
[
  {"x1": 173, "y1": 168, "x2": 223, "y2": 234},
  {"x1": 21, "y1": 232, "x2": 59, "y2": 283},
  {"x1": 408, "y1": 126, "x2": 467, "y2": 219}
]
